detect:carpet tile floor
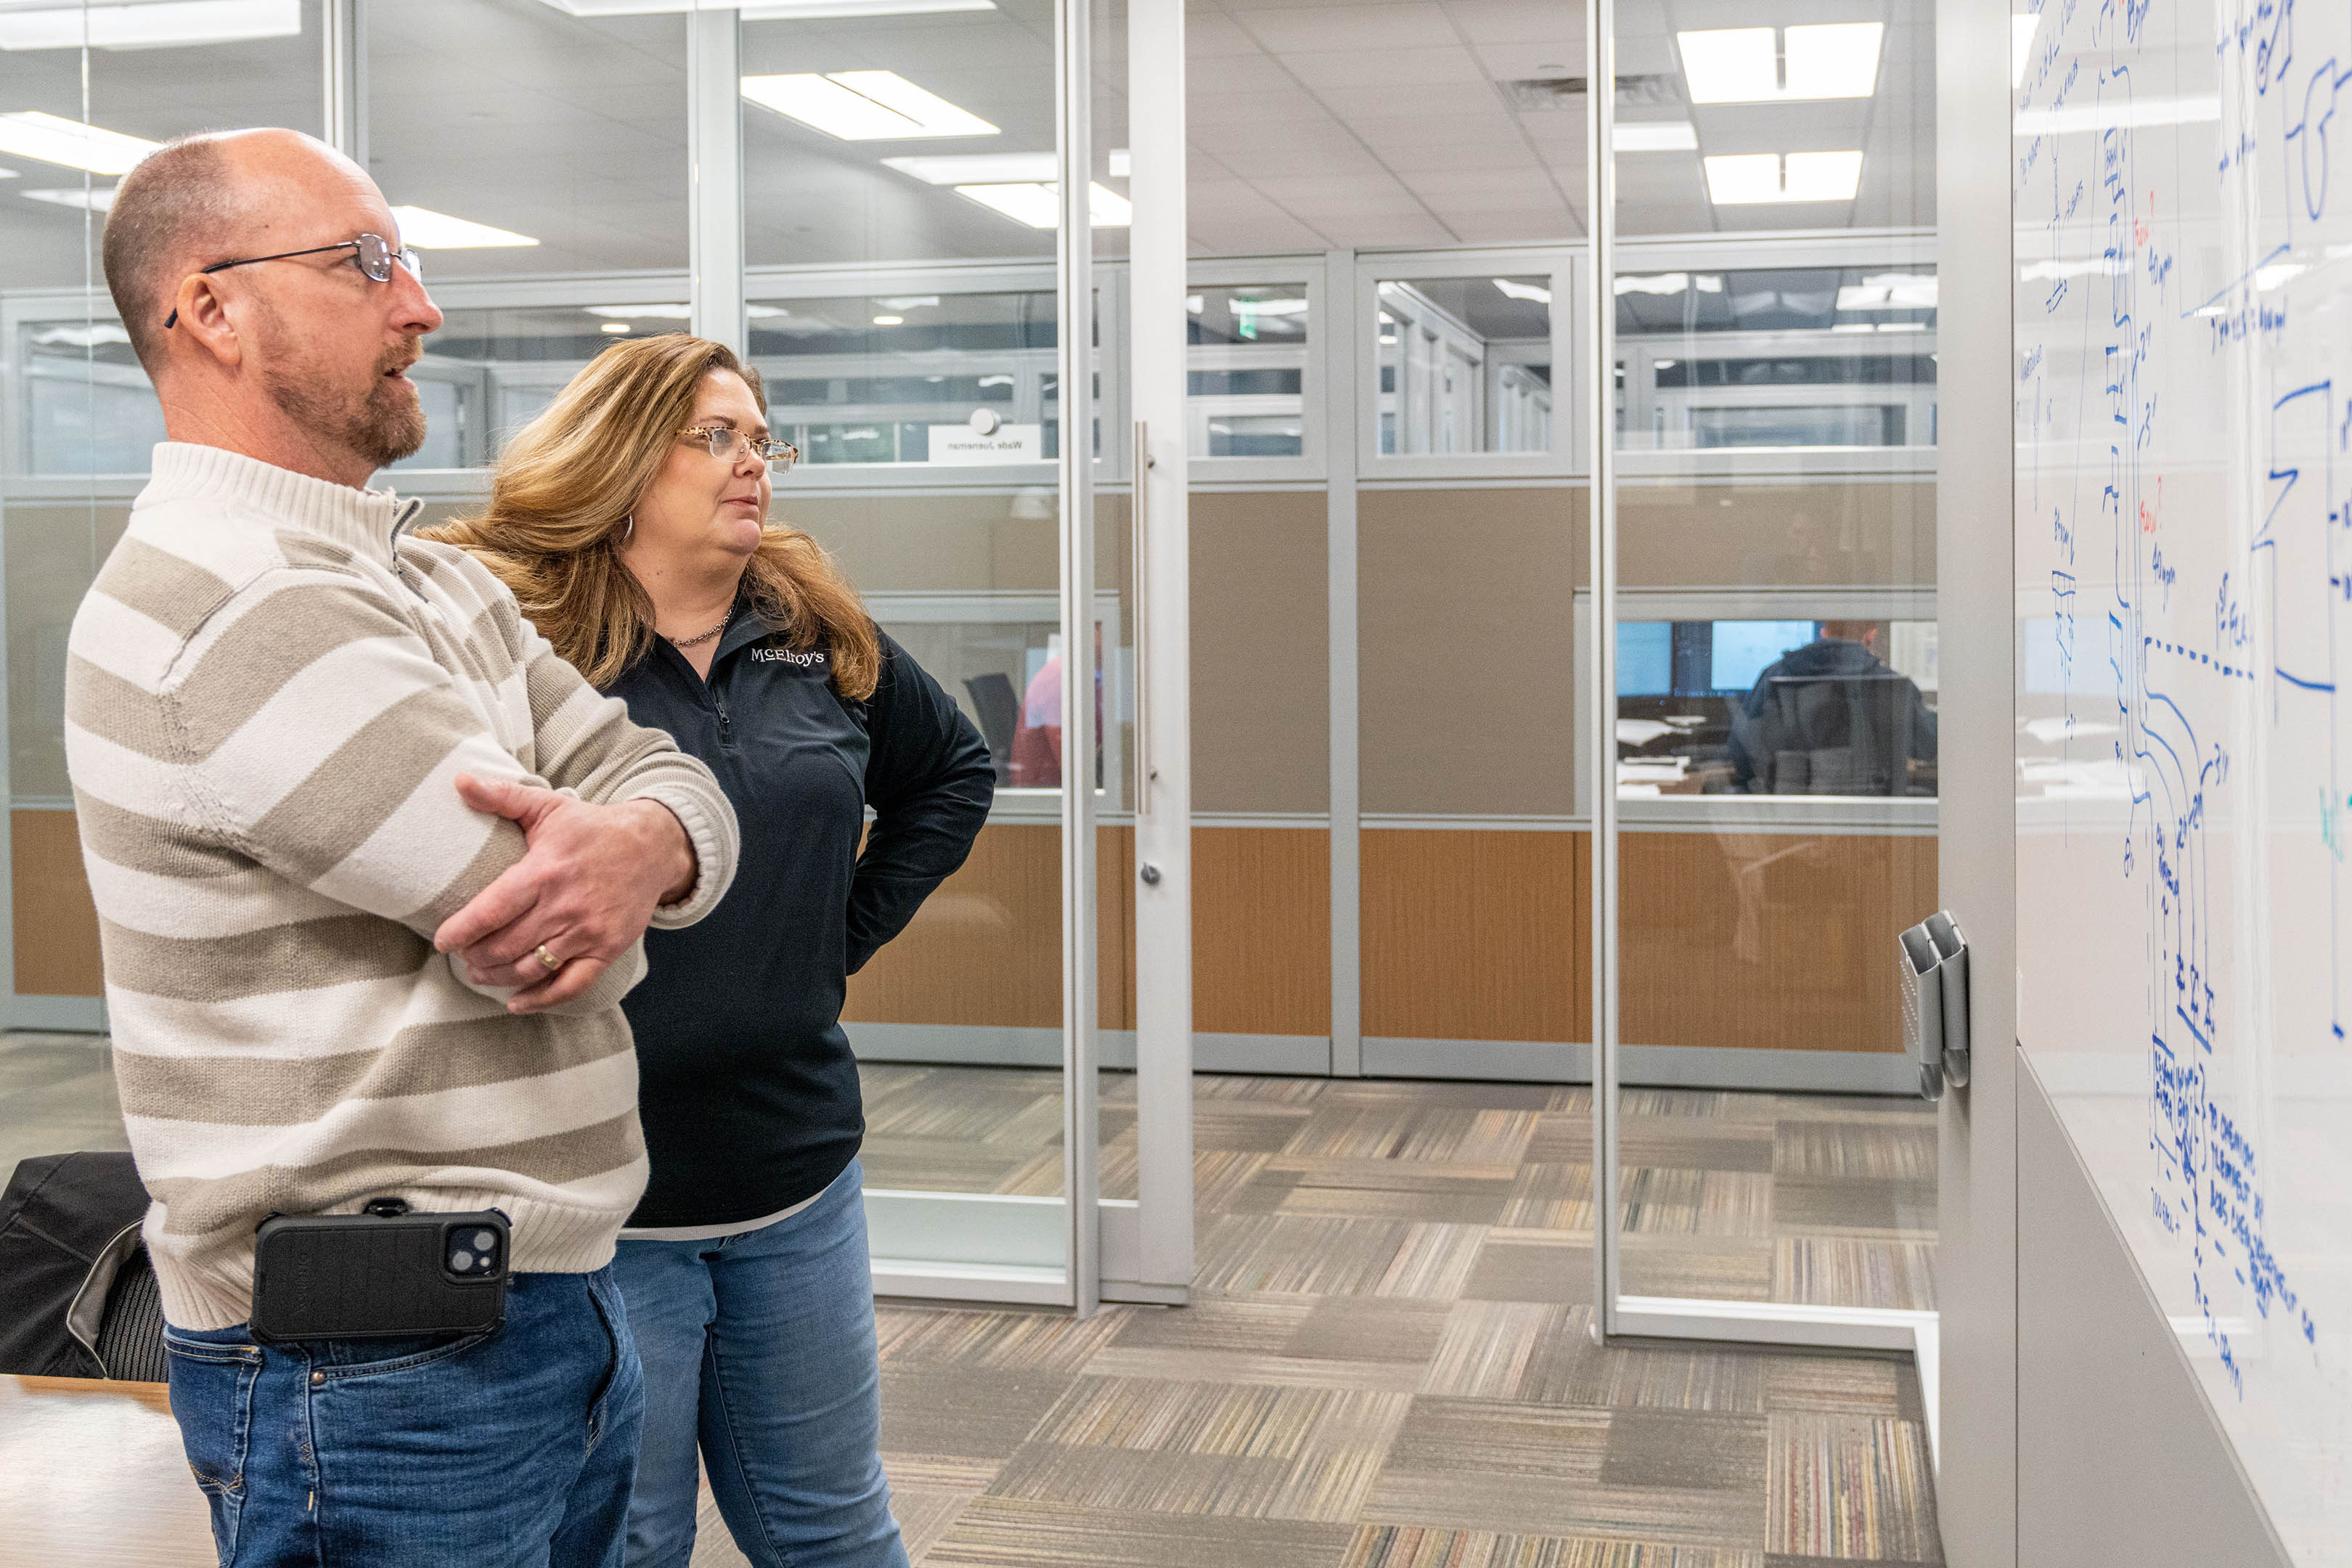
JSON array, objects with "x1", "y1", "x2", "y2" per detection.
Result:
[{"x1": 0, "y1": 1037, "x2": 1940, "y2": 1566}]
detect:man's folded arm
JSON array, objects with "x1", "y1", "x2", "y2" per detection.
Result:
[
  {"x1": 152, "y1": 573, "x2": 660, "y2": 1010},
  {"x1": 515, "y1": 624, "x2": 738, "y2": 928}
]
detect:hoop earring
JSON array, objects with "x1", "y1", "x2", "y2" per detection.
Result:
[{"x1": 619, "y1": 513, "x2": 634, "y2": 545}]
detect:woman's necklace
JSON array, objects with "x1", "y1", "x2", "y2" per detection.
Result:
[{"x1": 665, "y1": 608, "x2": 731, "y2": 648}]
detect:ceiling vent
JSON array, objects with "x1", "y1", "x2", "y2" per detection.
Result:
[{"x1": 1501, "y1": 74, "x2": 1683, "y2": 110}]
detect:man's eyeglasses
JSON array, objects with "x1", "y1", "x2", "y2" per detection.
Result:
[
  {"x1": 163, "y1": 232, "x2": 422, "y2": 329},
  {"x1": 682, "y1": 425, "x2": 800, "y2": 473}
]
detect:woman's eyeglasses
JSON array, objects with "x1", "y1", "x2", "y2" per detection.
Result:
[
  {"x1": 682, "y1": 425, "x2": 799, "y2": 473},
  {"x1": 163, "y1": 232, "x2": 422, "y2": 329}
]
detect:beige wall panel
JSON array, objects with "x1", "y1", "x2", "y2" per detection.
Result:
[
  {"x1": 7, "y1": 505, "x2": 129, "y2": 802},
  {"x1": 1191, "y1": 491, "x2": 1329, "y2": 814},
  {"x1": 1362, "y1": 828, "x2": 1583, "y2": 1043},
  {"x1": 1620, "y1": 830, "x2": 1937, "y2": 1053},
  {"x1": 1358, "y1": 487, "x2": 1583, "y2": 816},
  {"x1": 13, "y1": 810, "x2": 102, "y2": 997},
  {"x1": 1194, "y1": 826, "x2": 1330, "y2": 1037},
  {"x1": 1617, "y1": 479, "x2": 1936, "y2": 587}
]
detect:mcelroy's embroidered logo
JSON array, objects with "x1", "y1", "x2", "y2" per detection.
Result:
[{"x1": 751, "y1": 646, "x2": 826, "y2": 667}]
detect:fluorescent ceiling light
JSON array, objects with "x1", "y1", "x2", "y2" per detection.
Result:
[
  {"x1": 1836, "y1": 272, "x2": 1937, "y2": 309},
  {"x1": 876, "y1": 294, "x2": 939, "y2": 309},
  {"x1": 1493, "y1": 278, "x2": 1552, "y2": 304},
  {"x1": 20, "y1": 184, "x2": 115, "y2": 211},
  {"x1": 1702, "y1": 150, "x2": 1863, "y2": 204},
  {"x1": 882, "y1": 148, "x2": 1126, "y2": 184},
  {"x1": 952, "y1": 180, "x2": 1130, "y2": 227},
  {"x1": 388, "y1": 205, "x2": 537, "y2": 248},
  {"x1": 2255, "y1": 261, "x2": 2306, "y2": 292},
  {"x1": 1678, "y1": 23, "x2": 1882, "y2": 104},
  {"x1": 32, "y1": 322, "x2": 130, "y2": 348},
  {"x1": 743, "y1": 70, "x2": 997, "y2": 140},
  {"x1": 585, "y1": 303, "x2": 788, "y2": 319},
  {"x1": 2012, "y1": 13, "x2": 2041, "y2": 87},
  {"x1": 601, "y1": 322, "x2": 630, "y2": 332},
  {"x1": 1613, "y1": 121, "x2": 1697, "y2": 152},
  {"x1": 1614, "y1": 271, "x2": 1723, "y2": 295},
  {"x1": 2014, "y1": 97, "x2": 2218, "y2": 134},
  {"x1": 0, "y1": 0, "x2": 299, "y2": 51},
  {"x1": 1185, "y1": 293, "x2": 1204, "y2": 313},
  {"x1": 872, "y1": 314, "x2": 903, "y2": 324},
  {"x1": 535, "y1": 0, "x2": 994, "y2": 15},
  {"x1": 2019, "y1": 256, "x2": 2121, "y2": 279},
  {"x1": 0, "y1": 110, "x2": 157, "y2": 174}
]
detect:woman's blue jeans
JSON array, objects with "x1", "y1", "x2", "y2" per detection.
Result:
[{"x1": 610, "y1": 1159, "x2": 907, "y2": 1568}]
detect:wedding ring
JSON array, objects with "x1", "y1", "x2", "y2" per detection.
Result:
[{"x1": 533, "y1": 944, "x2": 563, "y2": 973}]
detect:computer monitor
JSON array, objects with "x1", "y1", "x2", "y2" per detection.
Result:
[{"x1": 1709, "y1": 620, "x2": 1819, "y2": 693}]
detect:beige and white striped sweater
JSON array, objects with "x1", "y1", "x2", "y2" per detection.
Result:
[{"x1": 64, "y1": 443, "x2": 740, "y2": 1331}]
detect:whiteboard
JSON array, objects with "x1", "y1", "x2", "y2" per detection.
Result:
[{"x1": 2015, "y1": 0, "x2": 2352, "y2": 1557}]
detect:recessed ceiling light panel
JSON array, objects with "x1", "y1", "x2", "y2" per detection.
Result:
[
  {"x1": 1678, "y1": 23, "x2": 1882, "y2": 104},
  {"x1": 20, "y1": 185, "x2": 116, "y2": 211},
  {"x1": 1614, "y1": 121, "x2": 1698, "y2": 152},
  {"x1": 389, "y1": 205, "x2": 539, "y2": 248},
  {"x1": 744, "y1": 70, "x2": 998, "y2": 140},
  {"x1": 0, "y1": 111, "x2": 158, "y2": 175},
  {"x1": 952, "y1": 180, "x2": 1130, "y2": 228},
  {"x1": 0, "y1": 0, "x2": 300, "y2": 52},
  {"x1": 1702, "y1": 150, "x2": 1863, "y2": 204}
]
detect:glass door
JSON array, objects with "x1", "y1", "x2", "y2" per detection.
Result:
[{"x1": 1593, "y1": 0, "x2": 1943, "y2": 1362}]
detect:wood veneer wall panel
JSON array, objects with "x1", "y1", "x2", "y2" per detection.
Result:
[
  {"x1": 1361, "y1": 829, "x2": 1583, "y2": 1043},
  {"x1": 1193, "y1": 827, "x2": 1329, "y2": 1036},
  {"x1": 841, "y1": 822, "x2": 1133, "y2": 1031},
  {"x1": 12, "y1": 810, "x2": 102, "y2": 997},
  {"x1": 1618, "y1": 830, "x2": 1937, "y2": 1053},
  {"x1": 844, "y1": 822, "x2": 1058, "y2": 1028}
]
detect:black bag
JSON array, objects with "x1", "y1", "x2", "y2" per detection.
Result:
[{"x1": 0, "y1": 1151, "x2": 167, "y2": 1381}]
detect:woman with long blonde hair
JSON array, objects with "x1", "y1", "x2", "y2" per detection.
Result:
[{"x1": 429, "y1": 334, "x2": 991, "y2": 1568}]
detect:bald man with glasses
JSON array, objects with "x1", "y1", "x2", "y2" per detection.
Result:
[{"x1": 68, "y1": 128, "x2": 742, "y2": 1567}]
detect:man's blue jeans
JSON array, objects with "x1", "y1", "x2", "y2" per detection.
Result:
[
  {"x1": 610, "y1": 1159, "x2": 907, "y2": 1568},
  {"x1": 163, "y1": 1266, "x2": 645, "y2": 1567}
]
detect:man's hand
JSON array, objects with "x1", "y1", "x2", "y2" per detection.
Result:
[{"x1": 433, "y1": 774, "x2": 698, "y2": 1014}]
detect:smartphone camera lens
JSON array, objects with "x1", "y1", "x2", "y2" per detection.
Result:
[
  {"x1": 472, "y1": 1230, "x2": 497, "y2": 1253},
  {"x1": 450, "y1": 1249, "x2": 475, "y2": 1272}
]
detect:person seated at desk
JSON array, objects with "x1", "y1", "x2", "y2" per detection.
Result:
[{"x1": 1727, "y1": 618, "x2": 1937, "y2": 795}]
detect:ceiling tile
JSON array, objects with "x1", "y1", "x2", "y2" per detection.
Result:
[
  {"x1": 1373, "y1": 139, "x2": 1544, "y2": 174},
  {"x1": 1188, "y1": 53, "x2": 1304, "y2": 93},
  {"x1": 1397, "y1": 166, "x2": 1560, "y2": 200},
  {"x1": 1185, "y1": 86, "x2": 1348, "y2": 126},
  {"x1": 1440, "y1": 0, "x2": 1579, "y2": 46},
  {"x1": 1326, "y1": 212, "x2": 1461, "y2": 245},
  {"x1": 1248, "y1": 172, "x2": 1419, "y2": 205},
  {"x1": 1235, "y1": 2, "x2": 1459, "y2": 52},
  {"x1": 1313, "y1": 81, "x2": 1504, "y2": 121},
  {"x1": 1280, "y1": 44, "x2": 1487, "y2": 89},
  {"x1": 1442, "y1": 211, "x2": 1581, "y2": 244},
  {"x1": 1185, "y1": 12, "x2": 1267, "y2": 57}
]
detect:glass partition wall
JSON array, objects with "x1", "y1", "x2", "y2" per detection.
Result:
[
  {"x1": 0, "y1": 0, "x2": 1190, "y2": 1313},
  {"x1": 1593, "y1": 0, "x2": 1942, "y2": 1356}
]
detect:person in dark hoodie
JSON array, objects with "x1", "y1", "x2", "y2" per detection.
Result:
[
  {"x1": 428, "y1": 333, "x2": 992, "y2": 1568},
  {"x1": 1727, "y1": 619, "x2": 1937, "y2": 796}
]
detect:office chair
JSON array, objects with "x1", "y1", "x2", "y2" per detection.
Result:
[
  {"x1": 963, "y1": 673, "x2": 1019, "y2": 787},
  {"x1": 1742, "y1": 672, "x2": 1918, "y2": 796}
]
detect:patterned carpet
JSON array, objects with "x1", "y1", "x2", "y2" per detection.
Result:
[
  {"x1": 703, "y1": 1070, "x2": 1943, "y2": 1567},
  {"x1": 0, "y1": 1038, "x2": 1941, "y2": 1566}
]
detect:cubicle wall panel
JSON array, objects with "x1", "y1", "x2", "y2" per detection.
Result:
[
  {"x1": 1620, "y1": 830, "x2": 1934, "y2": 1055},
  {"x1": 1357, "y1": 487, "x2": 1581, "y2": 817},
  {"x1": 842, "y1": 822, "x2": 1134, "y2": 1031},
  {"x1": 1191, "y1": 491, "x2": 1328, "y2": 815},
  {"x1": 1193, "y1": 826, "x2": 1329, "y2": 1038},
  {"x1": 12, "y1": 810, "x2": 100, "y2": 1000},
  {"x1": 1617, "y1": 479, "x2": 1936, "y2": 589},
  {"x1": 1362, "y1": 828, "x2": 1585, "y2": 1045},
  {"x1": 7, "y1": 505, "x2": 130, "y2": 804}
]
